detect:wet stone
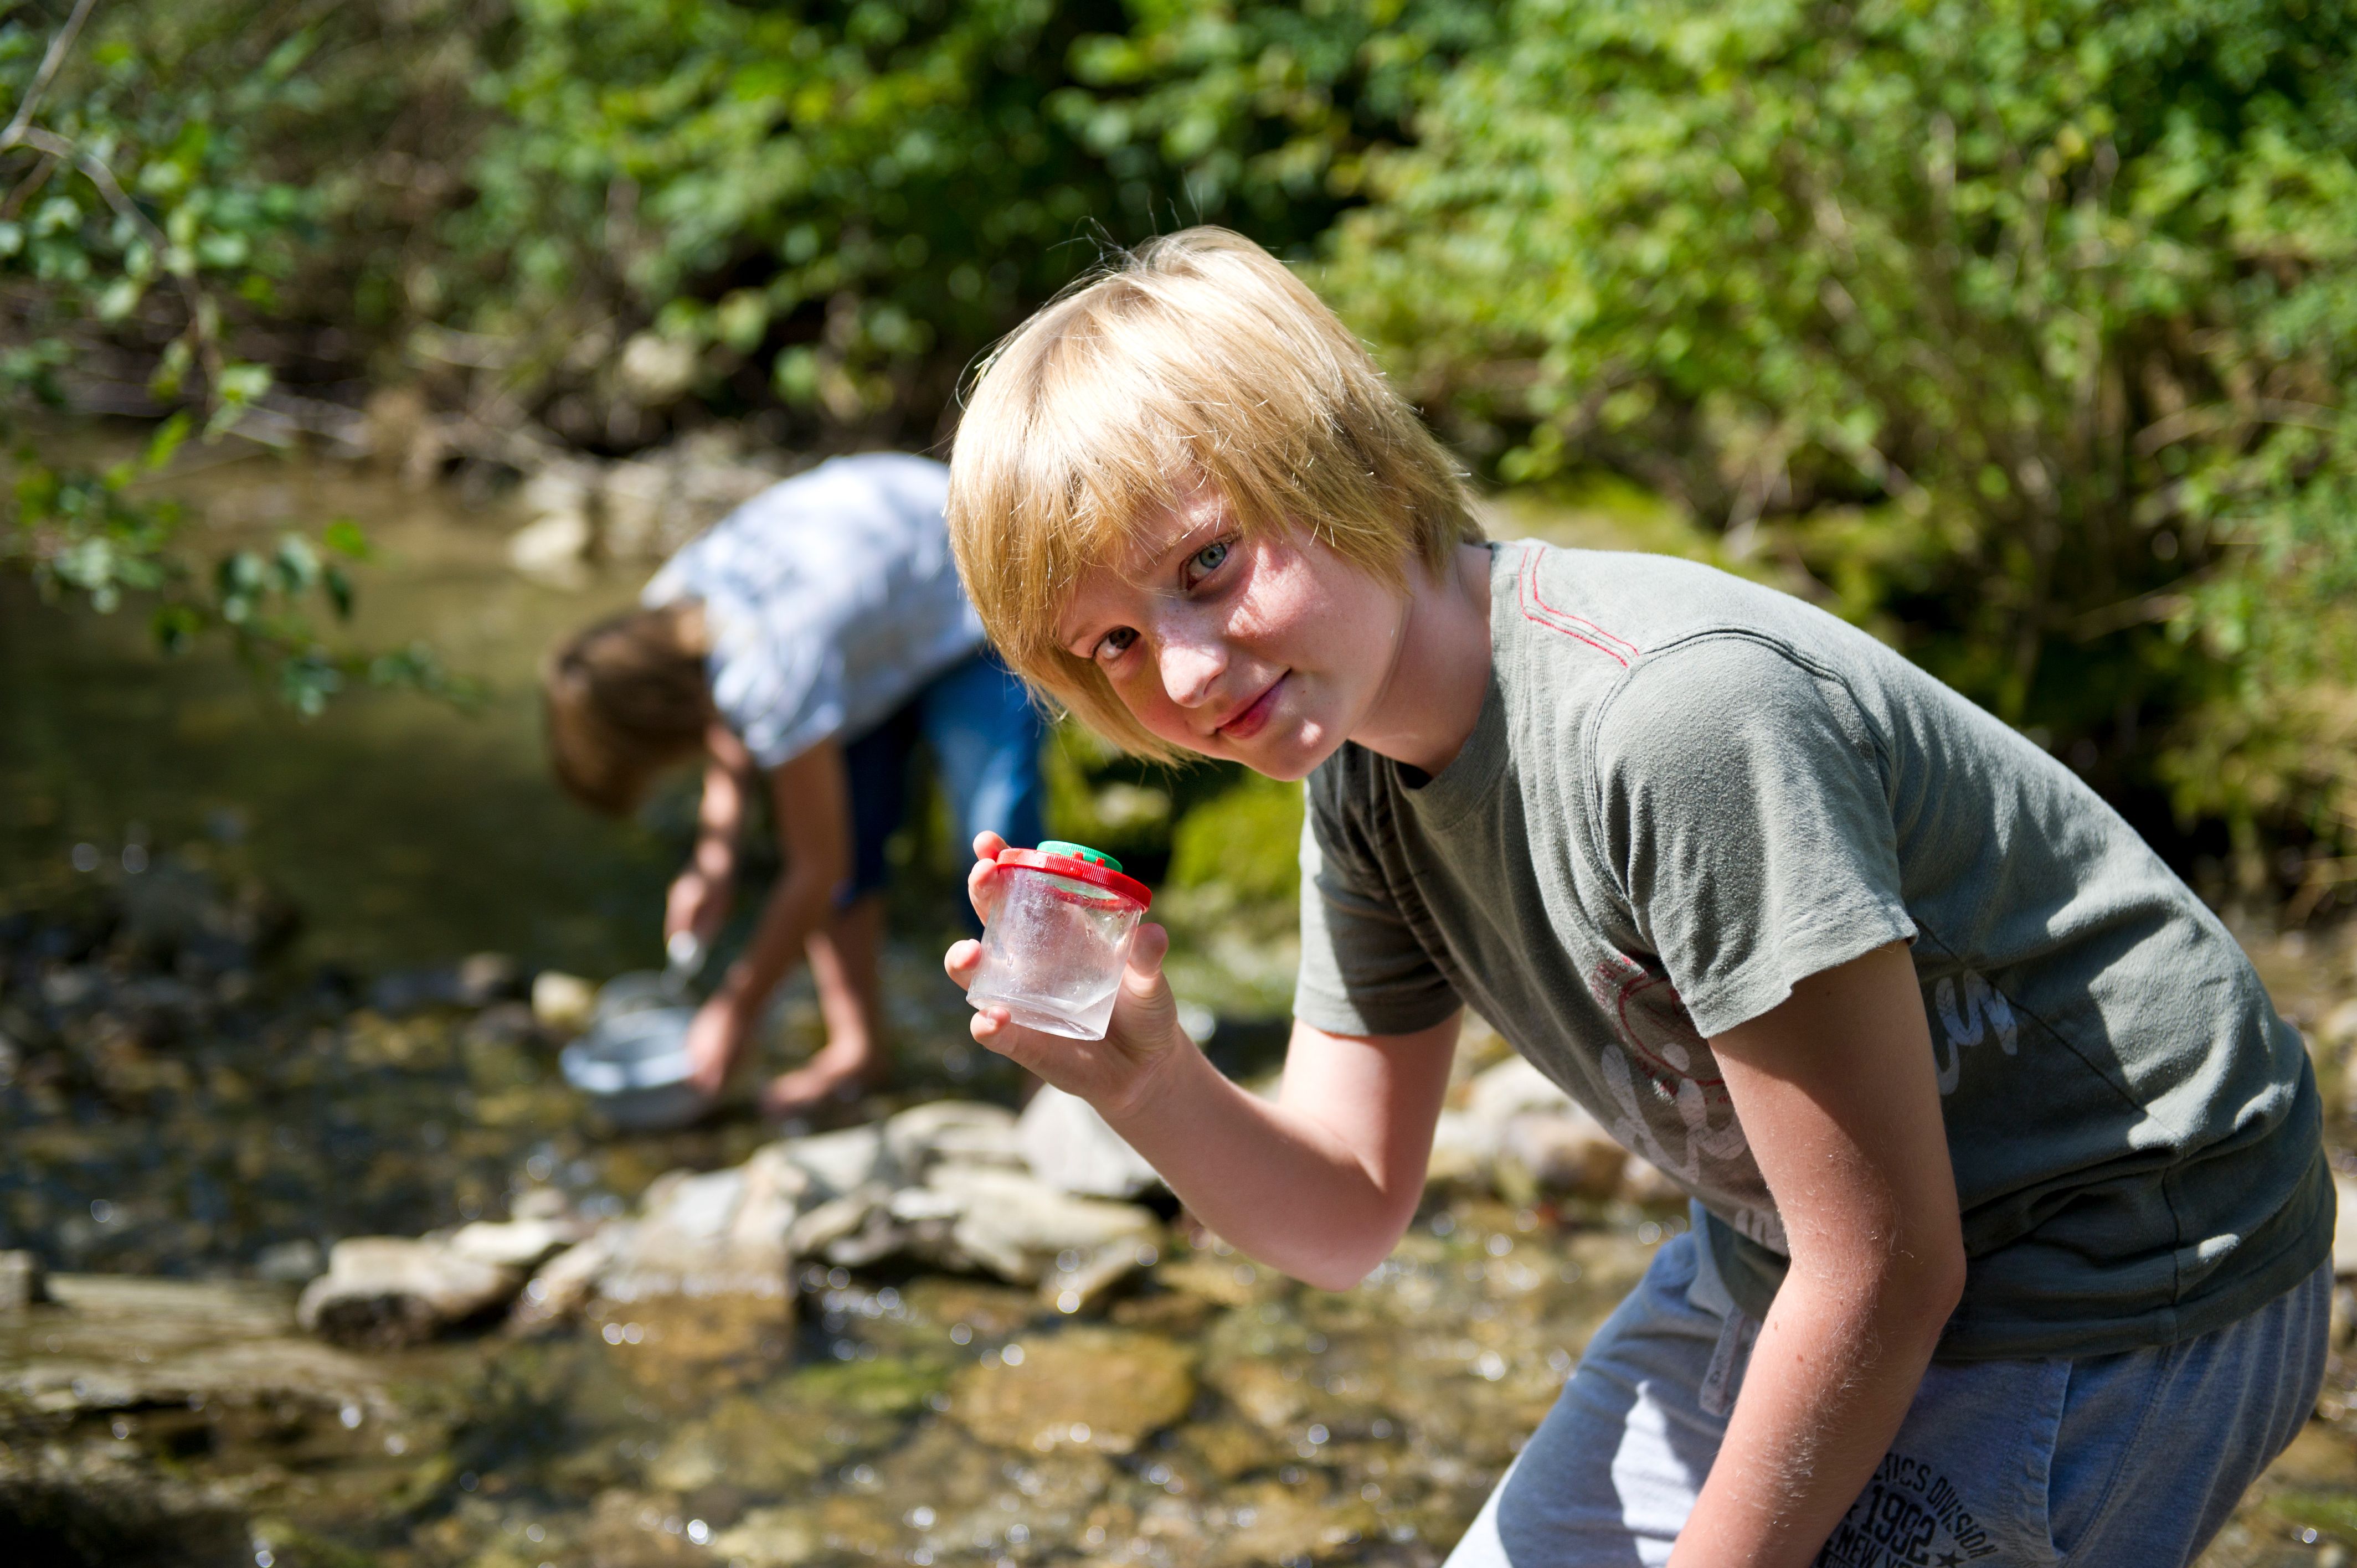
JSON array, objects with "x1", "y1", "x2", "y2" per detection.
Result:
[
  {"x1": 296, "y1": 1236, "x2": 522, "y2": 1348},
  {"x1": 950, "y1": 1325, "x2": 1196, "y2": 1456}
]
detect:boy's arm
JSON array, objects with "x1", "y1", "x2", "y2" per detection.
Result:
[
  {"x1": 1668, "y1": 941, "x2": 1965, "y2": 1568},
  {"x1": 949, "y1": 835, "x2": 1458, "y2": 1289},
  {"x1": 684, "y1": 737, "x2": 850, "y2": 1093},
  {"x1": 1110, "y1": 1010, "x2": 1461, "y2": 1291}
]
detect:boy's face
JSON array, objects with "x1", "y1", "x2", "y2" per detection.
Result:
[{"x1": 1055, "y1": 486, "x2": 1409, "y2": 781}]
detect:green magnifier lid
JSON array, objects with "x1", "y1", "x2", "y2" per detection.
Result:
[{"x1": 1036, "y1": 839, "x2": 1123, "y2": 873}]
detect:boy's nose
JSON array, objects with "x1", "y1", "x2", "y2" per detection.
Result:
[{"x1": 1156, "y1": 636, "x2": 1227, "y2": 708}]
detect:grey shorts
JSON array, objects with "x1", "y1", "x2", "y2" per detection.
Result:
[{"x1": 1446, "y1": 1210, "x2": 2329, "y2": 1568}]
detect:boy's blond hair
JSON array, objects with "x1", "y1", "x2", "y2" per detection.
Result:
[
  {"x1": 541, "y1": 602, "x2": 713, "y2": 814},
  {"x1": 946, "y1": 227, "x2": 1481, "y2": 760}
]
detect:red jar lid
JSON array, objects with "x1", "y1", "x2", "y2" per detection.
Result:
[{"x1": 995, "y1": 847, "x2": 1152, "y2": 910}]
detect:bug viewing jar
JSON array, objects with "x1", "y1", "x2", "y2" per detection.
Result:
[{"x1": 965, "y1": 840, "x2": 1152, "y2": 1040}]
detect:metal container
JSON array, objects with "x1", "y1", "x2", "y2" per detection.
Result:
[{"x1": 559, "y1": 1004, "x2": 712, "y2": 1131}]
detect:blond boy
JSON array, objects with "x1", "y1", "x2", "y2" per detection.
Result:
[{"x1": 940, "y1": 230, "x2": 2329, "y2": 1567}]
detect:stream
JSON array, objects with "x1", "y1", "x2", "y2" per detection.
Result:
[{"x1": 2, "y1": 434, "x2": 2353, "y2": 1567}]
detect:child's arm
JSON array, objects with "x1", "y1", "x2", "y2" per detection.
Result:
[
  {"x1": 684, "y1": 737, "x2": 851, "y2": 1093},
  {"x1": 1669, "y1": 941, "x2": 1966, "y2": 1568},
  {"x1": 947, "y1": 835, "x2": 1459, "y2": 1289},
  {"x1": 665, "y1": 721, "x2": 755, "y2": 945}
]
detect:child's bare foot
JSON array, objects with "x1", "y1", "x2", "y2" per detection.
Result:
[{"x1": 758, "y1": 1042, "x2": 889, "y2": 1121}]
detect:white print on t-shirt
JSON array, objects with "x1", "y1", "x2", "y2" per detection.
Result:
[
  {"x1": 1929, "y1": 971, "x2": 2018, "y2": 1097},
  {"x1": 1591, "y1": 956, "x2": 1787, "y2": 1254}
]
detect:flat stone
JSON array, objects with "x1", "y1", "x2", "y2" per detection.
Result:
[
  {"x1": 709, "y1": 1506, "x2": 824, "y2": 1567},
  {"x1": 448, "y1": 1216, "x2": 585, "y2": 1271},
  {"x1": 297, "y1": 1237, "x2": 520, "y2": 1348},
  {"x1": 882, "y1": 1100, "x2": 1023, "y2": 1179},
  {"x1": 949, "y1": 1325, "x2": 1195, "y2": 1454},
  {"x1": 776, "y1": 1125, "x2": 894, "y2": 1199},
  {"x1": 1, "y1": 1275, "x2": 388, "y2": 1419},
  {"x1": 1017, "y1": 1086, "x2": 1161, "y2": 1198},
  {"x1": 924, "y1": 1167, "x2": 1162, "y2": 1286}
]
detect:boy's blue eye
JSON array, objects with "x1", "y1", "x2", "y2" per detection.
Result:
[{"x1": 1190, "y1": 540, "x2": 1229, "y2": 577}]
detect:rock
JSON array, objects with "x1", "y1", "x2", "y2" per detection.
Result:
[
  {"x1": 776, "y1": 1124, "x2": 895, "y2": 1198},
  {"x1": 882, "y1": 1100, "x2": 1023, "y2": 1180},
  {"x1": 0, "y1": 1249, "x2": 48, "y2": 1310},
  {"x1": 456, "y1": 952, "x2": 521, "y2": 1004},
  {"x1": 510, "y1": 508, "x2": 593, "y2": 585},
  {"x1": 1622, "y1": 1156, "x2": 1688, "y2": 1205},
  {"x1": 923, "y1": 1167, "x2": 1163, "y2": 1286},
  {"x1": 789, "y1": 1185, "x2": 888, "y2": 1258},
  {"x1": 711, "y1": 1507, "x2": 822, "y2": 1567},
  {"x1": 1205, "y1": 1478, "x2": 1379, "y2": 1567},
  {"x1": 448, "y1": 1216, "x2": 585, "y2": 1271},
  {"x1": 949, "y1": 1326, "x2": 1195, "y2": 1454},
  {"x1": 1037, "y1": 1237, "x2": 1158, "y2": 1315},
  {"x1": 1465, "y1": 1055, "x2": 1576, "y2": 1122},
  {"x1": 296, "y1": 1236, "x2": 522, "y2": 1348},
  {"x1": 531, "y1": 970, "x2": 596, "y2": 1032},
  {"x1": 512, "y1": 1229, "x2": 620, "y2": 1328},
  {"x1": 1017, "y1": 1085, "x2": 1161, "y2": 1199},
  {"x1": 8, "y1": 1275, "x2": 388, "y2": 1417},
  {"x1": 1495, "y1": 1106, "x2": 1628, "y2": 1202},
  {"x1": 2320, "y1": 997, "x2": 2357, "y2": 1050},
  {"x1": 1425, "y1": 1108, "x2": 1498, "y2": 1188},
  {"x1": 2336, "y1": 1175, "x2": 2357, "y2": 1278},
  {"x1": 252, "y1": 1238, "x2": 323, "y2": 1285},
  {"x1": 597, "y1": 1160, "x2": 799, "y2": 1301},
  {"x1": 617, "y1": 332, "x2": 699, "y2": 407}
]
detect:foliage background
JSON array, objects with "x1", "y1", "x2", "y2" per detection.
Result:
[{"x1": 6, "y1": 0, "x2": 2355, "y2": 915}]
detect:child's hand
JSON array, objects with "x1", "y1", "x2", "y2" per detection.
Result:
[
  {"x1": 665, "y1": 865, "x2": 732, "y2": 945},
  {"x1": 946, "y1": 832, "x2": 1190, "y2": 1120}
]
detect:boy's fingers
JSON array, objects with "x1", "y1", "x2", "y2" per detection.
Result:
[
  {"x1": 971, "y1": 830, "x2": 1009, "y2": 863},
  {"x1": 944, "y1": 938, "x2": 982, "y2": 987}
]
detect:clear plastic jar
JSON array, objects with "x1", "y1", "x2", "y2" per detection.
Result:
[{"x1": 966, "y1": 841, "x2": 1152, "y2": 1040}]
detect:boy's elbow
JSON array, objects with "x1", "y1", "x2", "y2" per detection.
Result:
[{"x1": 1294, "y1": 1199, "x2": 1420, "y2": 1293}]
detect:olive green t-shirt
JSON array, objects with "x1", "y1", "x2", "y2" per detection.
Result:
[{"x1": 1296, "y1": 541, "x2": 2328, "y2": 1359}]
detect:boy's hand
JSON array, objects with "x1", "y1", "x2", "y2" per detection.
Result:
[{"x1": 945, "y1": 832, "x2": 1190, "y2": 1120}]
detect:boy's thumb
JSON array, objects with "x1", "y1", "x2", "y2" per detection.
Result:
[{"x1": 1124, "y1": 922, "x2": 1171, "y2": 988}]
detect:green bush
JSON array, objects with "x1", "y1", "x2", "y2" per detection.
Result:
[{"x1": 1325, "y1": 0, "x2": 2357, "y2": 893}]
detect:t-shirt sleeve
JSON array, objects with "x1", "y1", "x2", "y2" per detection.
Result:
[
  {"x1": 1293, "y1": 792, "x2": 1463, "y2": 1038},
  {"x1": 1592, "y1": 636, "x2": 1917, "y2": 1039}
]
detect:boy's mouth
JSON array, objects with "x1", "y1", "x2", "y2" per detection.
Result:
[{"x1": 1215, "y1": 674, "x2": 1286, "y2": 741}]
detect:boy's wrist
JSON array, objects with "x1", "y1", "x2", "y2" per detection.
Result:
[{"x1": 1098, "y1": 1026, "x2": 1212, "y2": 1133}]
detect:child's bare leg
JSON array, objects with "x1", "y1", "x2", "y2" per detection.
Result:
[{"x1": 760, "y1": 895, "x2": 888, "y2": 1117}]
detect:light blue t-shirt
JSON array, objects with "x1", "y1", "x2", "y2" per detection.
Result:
[{"x1": 642, "y1": 453, "x2": 985, "y2": 768}]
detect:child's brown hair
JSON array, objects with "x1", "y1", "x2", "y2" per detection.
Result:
[
  {"x1": 946, "y1": 226, "x2": 1481, "y2": 760},
  {"x1": 541, "y1": 601, "x2": 713, "y2": 814}
]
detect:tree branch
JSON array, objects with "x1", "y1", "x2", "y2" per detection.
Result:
[{"x1": 1, "y1": 0, "x2": 101, "y2": 149}]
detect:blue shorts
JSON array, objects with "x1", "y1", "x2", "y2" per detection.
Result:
[
  {"x1": 838, "y1": 650, "x2": 1046, "y2": 919},
  {"x1": 1444, "y1": 1206, "x2": 2328, "y2": 1567}
]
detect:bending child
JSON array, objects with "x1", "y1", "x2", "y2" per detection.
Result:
[
  {"x1": 939, "y1": 229, "x2": 2329, "y2": 1567},
  {"x1": 544, "y1": 453, "x2": 1043, "y2": 1117}
]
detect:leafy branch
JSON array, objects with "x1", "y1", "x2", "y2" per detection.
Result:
[{"x1": 0, "y1": 0, "x2": 471, "y2": 714}]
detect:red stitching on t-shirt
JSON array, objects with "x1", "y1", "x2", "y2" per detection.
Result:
[{"x1": 1518, "y1": 548, "x2": 1636, "y2": 666}]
